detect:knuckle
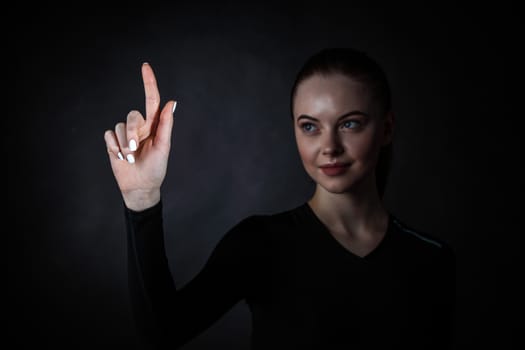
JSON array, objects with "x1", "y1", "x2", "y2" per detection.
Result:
[
  {"x1": 127, "y1": 110, "x2": 144, "y2": 126},
  {"x1": 115, "y1": 122, "x2": 126, "y2": 131},
  {"x1": 127, "y1": 109, "x2": 140, "y2": 118}
]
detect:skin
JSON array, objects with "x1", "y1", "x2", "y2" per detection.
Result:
[
  {"x1": 293, "y1": 74, "x2": 394, "y2": 257},
  {"x1": 104, "y1": 63, "x2": 176, "y2": 211}
]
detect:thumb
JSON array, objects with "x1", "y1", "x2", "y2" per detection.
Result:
[{"x1": 153, "y1": 100, "x2": 176, "y2": 148}]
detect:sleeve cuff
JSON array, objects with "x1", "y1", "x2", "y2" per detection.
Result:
[{"x1": 125, "y1": 200, "x2": 163, "y2": 221}]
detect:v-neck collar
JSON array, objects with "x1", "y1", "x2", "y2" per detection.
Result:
[{"x1": 299, "y1": 201, "x2": 393, "y2": 261}]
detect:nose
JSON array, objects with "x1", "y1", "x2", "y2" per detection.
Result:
[{"x1": 321, "y1": 131, "x2": 344, "y2": 156}]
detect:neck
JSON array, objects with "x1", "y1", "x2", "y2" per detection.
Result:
[{"x1": 307, "y1": 177, "x2": 388, "y2": 237}]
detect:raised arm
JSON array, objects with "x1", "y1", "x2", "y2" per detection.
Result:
[
  {"x1": 103, "y1": 64, "x2": 259, "y2": 348},
  {"x1": 124, "y1": 202, "x2": 260, "y2": 348}
]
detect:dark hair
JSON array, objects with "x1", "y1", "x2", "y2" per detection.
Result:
[{"x1": 290, "y1": 47, "x2": 393, "y2": 198}]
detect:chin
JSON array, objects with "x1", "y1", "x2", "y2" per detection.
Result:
[
  {"x1": 311, "y1": 170, "x2": 371, "y2": 195},
  {"x1": 319, "y1": 181, "x2": 355, "y2": 194},
  {"x1": 308, "y1": 173, "x2": 354, "y2": 193}
]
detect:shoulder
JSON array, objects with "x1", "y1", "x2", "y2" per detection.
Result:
[
  {"x1": 206, "y1": 207, "x2": 296, "y2": 265},
  {"x1": 220, "y1": 206, "x2": 295, "y2": 241},
  {"x1": 237, "y1": 204, "x2": 300, "y2": 230},
  {"x1": 222, "y1": 204, "x2": 301, "y2": 244},
  {"x1": 390, "y1": 214, "x2": 455, "y2": 264}
]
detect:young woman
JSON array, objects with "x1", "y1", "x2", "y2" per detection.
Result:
[{"x1": 104, "y1": 48, "x2": 456, "y2": 349}]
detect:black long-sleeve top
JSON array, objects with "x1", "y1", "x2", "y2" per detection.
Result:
[{"x1": 125, "y1": 200, "x2": 456, "y2": 349}]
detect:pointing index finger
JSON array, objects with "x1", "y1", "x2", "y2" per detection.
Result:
[{"x1": 141, "y1": 62, "x2": 161, "y2": 124}]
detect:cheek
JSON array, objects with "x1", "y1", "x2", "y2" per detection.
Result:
[
  {"x1": 295, "y1": 135, "x2": 317, "y2": 164},
  {"x1": 344, "y1": 129, "x2": 382, "y2": 160}
]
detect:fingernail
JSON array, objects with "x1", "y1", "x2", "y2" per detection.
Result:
[
  {"x1": 129, "y1": 139, "x2": 137, "y2": 151},
  {"x1": 126, "y1": 154, "x2": 135, "y2": 164},
  {"x1": 143, "y1": 62, "x2": 149, "y2": 65},
  {"x1": 117, "y1": 152, "x2": 124, "y2": 160},
  {"x1": 172, "y1": 101, "x2": 177, "y2": 114}
]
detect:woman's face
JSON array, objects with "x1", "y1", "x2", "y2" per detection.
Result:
[{"x1": 293, "y1": 74, "x2": 393, "y2": 194}]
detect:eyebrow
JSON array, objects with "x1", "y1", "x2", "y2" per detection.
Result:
[{"x1": 297, "y1": 110, "x2": 369, "y2": 122}]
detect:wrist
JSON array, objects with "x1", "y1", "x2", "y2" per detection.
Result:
[{"x1": 122, "y1": 189, "x2": 161, "y2": 211}]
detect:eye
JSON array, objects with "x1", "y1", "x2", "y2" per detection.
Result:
[
  {"x1": 300, "y1": 122, "x2": 318, "y2": 133},
  {"x1": 341, "y1": 120, "x2": 361, "y2": 129}
]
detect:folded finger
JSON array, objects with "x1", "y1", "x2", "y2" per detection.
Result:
[
  {"x1": 154, "y1": 100, "x2": 176, "y2": 148},
  {"x1": 126, "y1": 110, "x2": 145, "y2": 151},
  {"x1": 115, "y1": 122, "x2": 135, "y2": 164},
  {"x1": 104, "y1": 129, "x2": 124, "y2": 160}
]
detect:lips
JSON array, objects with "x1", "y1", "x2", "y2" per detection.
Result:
[
  {"x1": 319, "y1": 162, "x2": 351, "y2": 176},
  {"x1": 319, "y1": 162, "x2": 351, "y2": 168}
]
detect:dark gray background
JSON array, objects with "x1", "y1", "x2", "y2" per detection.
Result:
[{"x1": 11, "y1": 1, "x2": 519, "y2": 349}]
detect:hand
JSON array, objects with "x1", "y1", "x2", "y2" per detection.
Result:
[{"x1": 104, "y1": 63, "x2": 177, "y2": 211}]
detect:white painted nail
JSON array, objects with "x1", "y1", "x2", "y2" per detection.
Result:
[
  {"x1": 126, "y1": 154, "x2": 135, "y2": 164},
  {"x1": 117, "y1": 152, "x2": 124, "y2": 160},
  {"x1": 172, "y1": 101, "x2": 177, "y2": 114},
  {"x1": 129, "y1": 139, "x2": 137, "y2": 151}
]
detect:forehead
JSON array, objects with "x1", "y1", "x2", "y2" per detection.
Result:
[{"x1": 293, "y1": 74, "x2": 373, "y2": 118}]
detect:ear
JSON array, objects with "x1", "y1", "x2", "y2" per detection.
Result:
[{"x1": 382, "y1": 111, "x2": 394, "y2": 146}]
